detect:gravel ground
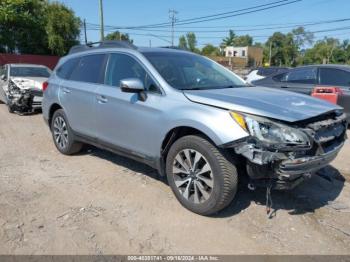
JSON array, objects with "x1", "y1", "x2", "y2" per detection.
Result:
[{"x1": 0, "y1": 104, "x2": 349, "y2": 255}]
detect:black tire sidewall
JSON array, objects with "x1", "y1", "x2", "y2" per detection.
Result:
[
  {"x1": 51, "y1": 109, "x2": 76, "y2": 155},
  {"x1": 7, "y1": 104, "x2": 14, "y2": 113},
  {"x1": 166, "y1": 135, "x2": 236, "y2": 215}
]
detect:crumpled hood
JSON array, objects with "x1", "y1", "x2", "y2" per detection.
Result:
[
  {"x1": 183, "y1": 86, "x2": 342, "y2": 122},
  {"x1": 11, "y1": 77, "x2": 47, "y2": 90}
]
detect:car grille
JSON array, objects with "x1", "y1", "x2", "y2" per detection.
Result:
[{"x1": 305, "y1": 113, "x2": 347, "y2": 155}]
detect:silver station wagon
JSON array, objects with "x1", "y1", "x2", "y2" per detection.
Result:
[{"x1": 42, "y1": 41, "x2": 347, "y2": 215}]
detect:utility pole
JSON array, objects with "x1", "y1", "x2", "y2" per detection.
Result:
[
  {"x1": 99, "y1": 0, "x2": 104, "y2": 41},
  {"x1": 169, "y1": 9, "x2": 178, "y2": 47},
  {"x1": 83, "y1": 19, "x2": 88, "y2": 44}
]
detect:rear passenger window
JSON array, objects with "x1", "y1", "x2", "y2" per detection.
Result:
[
  {"x1": 69, "y1": 54, "x2": 106, "y2": 84},
  {"x1": 56, "y1": 58, "x2": 79, "y2": 79},
  {"x1": 283, "y1": 68, "x2": 317, "y2": 84},
  {"x1": 320, "y1": 68, "x2": 350, "y2": 87}
]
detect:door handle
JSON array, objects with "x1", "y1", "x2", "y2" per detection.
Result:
[
  {"x1": 62, "y1": 88, "x2": 71, "y2": 93},
  {"x1": 97, "y1": 95, "x2": 108, "y2": 104},
  {"x1": 281, "y1": 86, "x2": 289, "y2": 88}
]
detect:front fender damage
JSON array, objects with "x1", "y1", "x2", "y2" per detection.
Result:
[{"x1": 228, "y1": 113, "x2": 347, "y2": 190}]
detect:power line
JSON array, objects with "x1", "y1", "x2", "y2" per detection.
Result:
[
  {"x1": 92, "y1": 0, "x2": 301, "y2": 30},
  {"x1": 86, "y1": 17, "x2": 350, "y2": 33},
  {"x1": 164, "y1": 0, "x2": 290, "y2": 26},
  {"x1": 149, "y1": 0, "x2": 303, "y2": 27},
  {"x1": 85, "y1": 25, "x2": 350, "y2": 40}
]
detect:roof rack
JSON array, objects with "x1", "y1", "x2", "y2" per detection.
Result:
[
  {"x1": 161, "y1": 46, "x2": 188, "y2": 51},
  {"x1": 68, "y1": 40, "x2": 137, "y2": 55}
]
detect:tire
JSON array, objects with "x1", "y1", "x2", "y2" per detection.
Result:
[
  {"x1": 7, "y1": 104, "x2": 14, "y2": 113},
  {"x1": 51, "y1": 109, "x2": 83, "y2": 155},
  {"x1": 166, "y1": 135, "x2": 238, "y2": 215}
]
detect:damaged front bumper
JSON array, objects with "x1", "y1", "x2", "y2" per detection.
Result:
[
  {"x1": 7, "y1": 88, "x2": 43, "y2": 113},
  {"x1": 229, "y1": 112, "x2": 347, "y2": 190}
]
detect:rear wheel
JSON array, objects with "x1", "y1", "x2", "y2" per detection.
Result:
[
  {"x1": 166, "y1": 135, "x2": 238, "y2": 215},
  {"x1": 51, "y1": 109, "x2": 82, "y2": 155}
]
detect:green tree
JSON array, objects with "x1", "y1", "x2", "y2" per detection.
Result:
[
  {"x1": 178, "y1": 35, "x2": 187, "y2": 49},
  {"x1": 0, "y1": 0, "x2": 80, "y2": 55},
  {"x1": 221, "y1": 30, "x2": 236, "y2": 47},
  {"x1": 0, "y1": 0, "x2": 49, "y2": 54},
  {"x1": 303, "y1": 38, "x2": 341, "y2": 64},
  {"x1": 201, "y1": 44, "x2": 220, "y2": 56},
  {"x1": 232, "y1": 35, "x2": 253, "y2": 46},
  {"x1": 178, "y1": 32, "x2": 198, "y2": 52},
  {"x1": 186, "y1": 32, "x2": 197, "y2": 52},
  {"x1": 45, "y1": 2, "x2": 81, "y2": 56},
  {"x1": 292, "y1": 26, "x2": 314, "y2": 49},
  {"x1": 105, "y1": 31, "x2": 133, "y2": 43},
  {"x1": 264, "y1": 32, "x2": 298, "y2": 66}
]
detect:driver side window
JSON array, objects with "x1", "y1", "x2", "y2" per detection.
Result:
[{"x1": 105, "y1": 53, "x2": 160, "y2": 93}]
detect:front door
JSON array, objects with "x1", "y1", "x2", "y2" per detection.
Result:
[{"x1": 95, "y1": 53, "x2": 164, "y2": 158}]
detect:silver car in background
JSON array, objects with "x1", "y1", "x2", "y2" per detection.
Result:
[
  {"x1": 0, "y1": 64, "x2": 51, "y2": 114},
  {"x1": 42, "y1": 41, "x2": 347, "y2": 215}
]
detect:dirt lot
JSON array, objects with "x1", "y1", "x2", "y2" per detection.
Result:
[{"x1": 0, "y1": 104, "x2": 349, "y2": 255}]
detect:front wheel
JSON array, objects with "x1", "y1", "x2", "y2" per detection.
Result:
[
  {"x1": 166, "y1": 135, "x2": 238, "y2": 215},
  {"x1": 7, "y1": 104, "x2": 14, "y2": 113},
  {"x1": 51, "y1": 109, "x2": 83, "y2": 155}
]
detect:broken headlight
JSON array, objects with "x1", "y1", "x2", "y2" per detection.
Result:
[{"x1": 231, "y1": 112, "x2": 311, "y2": 147}]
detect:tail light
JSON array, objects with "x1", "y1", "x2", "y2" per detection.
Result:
[{"x1": 42, "y1": 81, "x2": 49, "y2": 92}]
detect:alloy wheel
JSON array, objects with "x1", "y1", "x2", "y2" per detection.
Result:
[
  {"x1": 53, "y1": 116, "x2": 69, "y2": 150},
  {"x1": 172, "y1": 149, "x2": 214, "y2": 204}
]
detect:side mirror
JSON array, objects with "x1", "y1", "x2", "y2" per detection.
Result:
[
  {"x1": 0, "y1": 75, "x2": 6, "y2": 81},
  {"x1": 120, "y1": 78, "x2": 147, "y2": 101},
  {"x1": 120, "y1": 78, "x2": 145, "y2": 93}
]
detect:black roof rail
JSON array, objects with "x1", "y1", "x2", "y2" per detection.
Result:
[
  {"x1": 161, "y1": 46, "x2": 188, "y2": 51},
  {"x1": 99, "y1": 40, "x2": 137, "y2": 50},
  {"x1": 68, "y1": 45, "x2": 91, "y2": 54},
  {"x1": 68, "y1": 40, "x2": 137, "y2": 55}
]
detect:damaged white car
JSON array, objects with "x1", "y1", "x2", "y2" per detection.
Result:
[{"x1": 0, "y1": 64, "x2": 51, "y2": 114}]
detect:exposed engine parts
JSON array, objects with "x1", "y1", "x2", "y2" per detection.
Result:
[
  {"x1": 7, "y1": 79, "x2": 42, "y2": 114},
  {"x1": 232, "y1": 112, "x2": 348, "y2": 191}
]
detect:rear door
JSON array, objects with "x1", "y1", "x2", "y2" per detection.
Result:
[
  {"x1": 319, "y1": 67, "x2": 350, "y2": 118},
  {"x1": 277, "y1": 67, "x2": 318, "y2": 95},
  {"x1": 59, "y1": 54, "x2": 107, "y2": 138}
]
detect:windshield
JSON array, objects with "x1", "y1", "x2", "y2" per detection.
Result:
[
  {"x1": 10, "y1": 67, "x2": 51, "y2": 78},
  {"x1": 143, "y1": 52, "x2": 246, "y2": 90}
]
